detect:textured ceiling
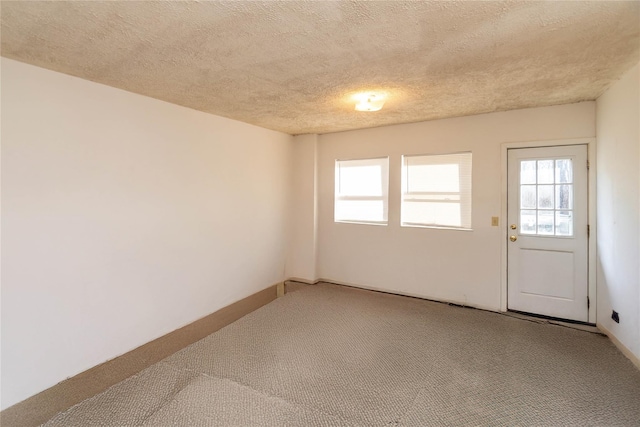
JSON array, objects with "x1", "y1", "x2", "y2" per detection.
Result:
[{"x1": 1, "y1": 1, "x2": 639, "y2": 135}]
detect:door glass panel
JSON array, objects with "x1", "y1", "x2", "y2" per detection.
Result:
[
  {"x1": 520, "y1": 185, "x2": 536, "y2": 209},
  {"x1": 537, "y1": 211, "x2": 554, "y2": 235},
  {"x1": 537, "y1": 185, "x2": 554, "y2": 209},
  {"x1": 520, "y1": 210, "x2": 537, "y2": 234},
  {"x1": 556, "y1": 185, "x2": 573, "y2": 209},
  {"x1": 555, "y1": 159, "x2": 573, "y2": 183},
  {"x1": 537, "y1": 160, "x2": 554, "y2": 184},
  {"x1": 519, "y1": 158, "x2": 574, "y2": 236},
  {"x1": 521, "y1": 161, "x2": 537, "y2": 184},
  {"x1": 556, "y1": 211, "x2": 573, "y2": 236}
]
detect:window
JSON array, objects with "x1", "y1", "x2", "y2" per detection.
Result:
[
  {"x1": 401, "y1": 152, "x2": 472, "y2": 229},
  {"x1": 335, "y1": 157, "x2": 389, "y2": 224}
]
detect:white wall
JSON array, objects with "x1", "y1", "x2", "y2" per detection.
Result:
[
  {"x1": 0, "y1": 58, "x2": 293, "y2": 409},
  {"x1": 596, "y1": 62, "x2": 640, "y2": 361},
  {"x1": 286, "y1": 134, "x2": 318, "y2": 282},
  {"x1": 315, "y1": 102, "x2": 595, "y2": 311}
]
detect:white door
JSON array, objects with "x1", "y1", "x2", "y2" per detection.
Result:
[{"x1": 507, "y1": 145, "x2": 589, "y2": 322}]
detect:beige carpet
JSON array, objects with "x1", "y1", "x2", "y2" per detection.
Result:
[{"x1": 44, "y1": 283, "x2": 640, "y2": 426}]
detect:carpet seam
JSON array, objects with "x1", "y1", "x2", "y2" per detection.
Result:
[{"x1": 161, "y1": 363, "x2": 362, "y2": 425}]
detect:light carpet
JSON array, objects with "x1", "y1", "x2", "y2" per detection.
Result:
[{"x1": 44, "y1": 283, "x2": 640, "y2": 426}]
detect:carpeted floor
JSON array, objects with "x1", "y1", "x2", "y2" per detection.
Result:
[{"x1": 43, "y1": 282, "x2": 640, "y2": 426}]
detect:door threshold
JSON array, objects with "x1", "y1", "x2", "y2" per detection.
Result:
[{"x1": 505, "y1": 310, "x2": 602, "y2": 334}]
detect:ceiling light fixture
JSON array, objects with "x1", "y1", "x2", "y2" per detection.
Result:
[{"x1": 354, "y1": 92, "x2": 386, "y2": 112}]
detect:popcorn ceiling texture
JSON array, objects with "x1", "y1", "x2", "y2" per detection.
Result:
[{"x1": 1, "y1": 1, "x2": 639, "y2": 135}]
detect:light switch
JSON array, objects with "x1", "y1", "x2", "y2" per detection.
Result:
[{"x1": 491, "y1": 216, "x2": 499, "y2": 226}]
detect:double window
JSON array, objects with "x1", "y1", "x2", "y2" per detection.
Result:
[{"x1": 334, "y1": 153, "x2": 472, "y2": 229}]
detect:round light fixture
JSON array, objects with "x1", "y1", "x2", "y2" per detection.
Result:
[{"x1": 354, "y1": 92, "x2": 386, "y2": 112}]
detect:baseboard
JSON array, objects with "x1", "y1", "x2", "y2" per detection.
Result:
[
  {"x1": 316, "y1": 277, "x2": 499, "y2": 312},
  {"x1": 597, "y1": 322, "x2": 640, "y2": 370},
  {"x1": 0, "y1": 284, "x2": 278, "y2": 427},
  {"x1": 285, "y1": 277, "x2": 320, "y2": 285}
]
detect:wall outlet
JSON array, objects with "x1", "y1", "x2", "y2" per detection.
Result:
[
  {"x1": 611, "y1": 310, "x2": 620, "y2": 323},
  {"x1": 491, "y1": 216, "x2": 499, "y2": 226}
]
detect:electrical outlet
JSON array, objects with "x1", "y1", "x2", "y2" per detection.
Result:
[
  {"x1": 611, "y1": 310, "x2": 620, "y2": 323},
  {"x1": 491, "y1": 216, "x2": 499, "y2": 226}
]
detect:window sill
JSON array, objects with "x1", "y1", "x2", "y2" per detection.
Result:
[
  {"x1": 335, "y1": 220, "x2": 388, "y2": 227},
  {"x1": 401, "y1": 223, "x2": 473, "y2": 231}
]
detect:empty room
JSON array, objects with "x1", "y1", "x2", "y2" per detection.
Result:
[{"x1": 1, "y1": 1, "x2": 639, "y2": 426}]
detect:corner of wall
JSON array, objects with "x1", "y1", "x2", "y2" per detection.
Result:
[
  {"x1": 595, "y1": 61, "x2": 640, "y2": 363},
  {"x1": 286, "y1": 134, "x2": 319, "y2": 283}
]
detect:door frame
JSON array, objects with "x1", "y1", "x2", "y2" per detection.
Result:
[{"x1": 500, "y1": 137, "x2": 596, "y2": 323}]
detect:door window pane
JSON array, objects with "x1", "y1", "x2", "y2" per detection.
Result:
[
  {"x1": 556, "y1": 185, "x2": 573, "y2": 209},
  {"x1": 555, "y1": 159, "x2": 573, "y2": 183},
  {"x1": 520, "y1": 161, "x2": 537, "y2": 184},
  {"x1": 556, "y1": 211, "x2": 573, "y2": 236},
  {"x1": 537, "y1": 160, "x2": 554, "y2": 184},
  {"x1": 521, "y1": 210, "x2": 537, "y2": 234},
  {"x1": 520, "y1": 185, "x2": 536, "y2": 209},
  {"x1": 537, "y1": 185, "x2": 554, "y2": 209},
  {"x1": 518, "y1": 158, "x2": 574, "y2": 237},
  {"x1": 537, "y1": 211, "x2": 554, "y2": 235}
]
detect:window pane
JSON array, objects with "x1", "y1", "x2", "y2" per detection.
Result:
[
  {"x1": 556, "y1": 211, "x2": 573, "y2": 236},
  {"x1": 521, "y1": 210, "x2": 537, "y2": 234},
  {"x1": 402, "y1": 201, "x2": 461, "y2": 227},
  {"x1": 556, "y1": 184, "x2": 573, "y2": 209},
  {"x1": 520, "y1": 161, "x2": 537, "y2": 184},
  {"x1": 335, "y1": 158, "x2": 389, "y2": 224},
  {"x1": 537, "y1": 185, "x2": 554, "y2": 209},
  {"x1": 520, "y1": 185, "x2": 536, "y2": 209},
  {"x1": 537, "y1": 160, "x2": 554, "y2": 184},
  {"x1": 407, "y1": 163, "x2": 460, "y2": 192},
  {"x1": 537, "y1": 211, "x2": 554, "y2": 235},
  {"x1": 335, "y1": 200, "x2": 385, "y2": 223},
  {"x1": 555, "y1": 159, "x2": 573, "y2": 183},
  {"x1": 339, "y1": 165, "x2": 382, "y2": 196},
  {"x1": 402, "y1": 153, "x2": 472, "y2": 229}
]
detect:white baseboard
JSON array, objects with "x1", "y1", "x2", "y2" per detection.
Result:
[{"x1": 597, "y1": 323, "x2": 640, "y2": 370}]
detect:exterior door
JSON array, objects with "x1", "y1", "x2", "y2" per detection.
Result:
[{"x1": 507, "y1": 145, "x2": 589, "y2": 322}]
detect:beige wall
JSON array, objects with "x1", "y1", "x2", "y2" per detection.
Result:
[
  {"x1": 286, "y1": 134, "x2": 319, "y2": 282},
  {"x1": 0, "y1": 58, "x2": 293, "y2": 409},
  {"x1": 596, "y1": 62, "x2": 640, "y2": 361},
  {"x1": 311, "y1": 102, "x2": 595, "y2": 310}
]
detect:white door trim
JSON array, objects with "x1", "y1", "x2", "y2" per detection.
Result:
[{"x1": 500, "y1": 137, "x2": 596, "y2": 323}]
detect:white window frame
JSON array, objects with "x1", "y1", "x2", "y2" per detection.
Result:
[
  {"x1": 401, "y1": 152, "x2": 472, "y2": 230},
  {"x1": 334, "y1": 157, "x2": 389, "y2": 225}
]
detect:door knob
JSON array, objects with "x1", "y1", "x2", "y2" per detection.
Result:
[{"x1": 510, "y1": 235, "x2": 517, "y2": 242}]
